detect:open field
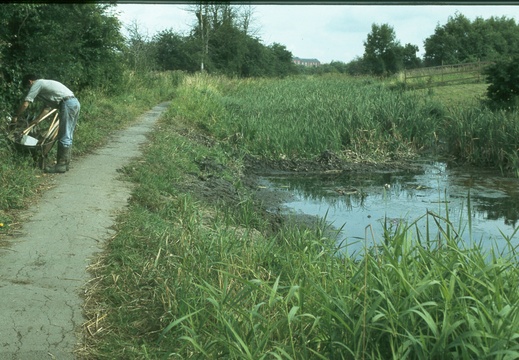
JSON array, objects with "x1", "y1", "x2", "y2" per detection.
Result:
[{"x1": 415, "y1": 82, "x2": 489, "y2": 108}]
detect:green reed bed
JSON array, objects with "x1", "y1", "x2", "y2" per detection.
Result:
[
  {"x1": 171, "y1": 74, "x2": 444, "y2": 162},
  {"x1": 440, "y1": 106, "x2": 519, "y2": 173},
  {"x1": 83, "y1": 83, "x2": 519, "y2": 359},
  {"x1": 173, "y1": 73, "x2": 519, "y2": 174}
]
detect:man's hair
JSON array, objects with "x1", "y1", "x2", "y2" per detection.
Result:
[{"x1": 22, "y1": 74, "x2": 39, "y2": 87}]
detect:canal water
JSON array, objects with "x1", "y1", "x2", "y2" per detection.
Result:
[{"x1": 260, "y1": 161, "x2": 519, "y2": 255}]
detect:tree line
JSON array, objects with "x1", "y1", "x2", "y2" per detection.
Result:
[
  {"x1": 127, "y1": 3, "x2": 296, "y2": 77},
  {"x1": 2, "y1": 4, "x2": 519, "y2": 116},
  {"x1": 305, "y1": 12, "x2": 519, "y2": 78}
]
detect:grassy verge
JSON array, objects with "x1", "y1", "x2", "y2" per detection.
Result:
[{"x1": 82, "y1": 74, "x2": 519, "y2": 359}]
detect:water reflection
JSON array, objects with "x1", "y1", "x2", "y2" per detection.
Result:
[{"x1": 261, "y1": 161, "x2": 519, "y2": 254}]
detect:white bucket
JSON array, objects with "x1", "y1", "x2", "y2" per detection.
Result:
[{"x1": 20, "y1": 135, "x2": 39, "y2": 146}]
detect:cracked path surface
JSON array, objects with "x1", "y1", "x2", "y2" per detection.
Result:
[{"x1": 0, "y1": 103, "x2": 169, "y2": 360}]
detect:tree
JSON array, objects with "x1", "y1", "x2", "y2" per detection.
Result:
[
  {"x1": 484, "y1": 55, "x2": 519, "y2": 109},
  {"x1": 484, "y1": 16, "x2": 519, "y2": 58},
  {"x1": 267, "y1": 43, "x2": 296, "y2": 77},
  {"x1": 208, "y1": 8, "x2": 248, "y2": 75},
  {"x1": 402, "y1": 43, "x2": 422, "y2": 69},
  {"x1": 423, "y1": 13, "x2": 519, "y2": 66},
  {"x1": 184, "y1": 2, "x2": 295, "y2": 78},
  {"x1": 236, "y1": 5, "x2": 258, "y2": 36},
  {"x1": 187, "y1": 2, "x2": 236, "y2": 73},
  {"x1": 0, "y1": 3, "x2": 126, "y2": 116},
  {"x1": 240, "y1": 35, "x2": 270, "y2": 77},
  {"x1": 0, "y1": 4, "x2": 124, "y2": 92},
  {"x1": 363, "y1": 23, "x2": 406, "y2": 75},
  {"x1": 345, "y1": 56, "x2": 368, "y2": 76},
  {"x1": 124, "y1": 20, "x2": 156, "y2": 72},
  {"x1": 0, "y1": 4, "x2": 42, "y2": 112},
  {"x1": 154, "y1": 30, "x2": 197, "y2": 72},
  {"x1": 424, "y1": 13, "x2": 475, "y2": 66}
]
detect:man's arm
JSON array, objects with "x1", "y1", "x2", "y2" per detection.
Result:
[{"x1": 12, "y1": 101, "x2": 30, "y2": 123}]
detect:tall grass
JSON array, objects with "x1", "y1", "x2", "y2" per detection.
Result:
[
  {"x1": 441, "y1": 106, "x2": 519, "y2": 172},
  {"x1": 170, "y1": 74, "x2": 445, "y2": 161},
  {"x1": 170, "y1": 73, "x2": 519, "y2": 175},
  {"x1": 82, "y1": 77, "x2": 519, "y2": 359}
]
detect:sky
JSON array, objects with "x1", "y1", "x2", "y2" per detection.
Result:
[{"x1": 115, "y1": 3, "x2": 519, "y2": 64}]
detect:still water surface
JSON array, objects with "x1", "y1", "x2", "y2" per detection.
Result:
[{"x1": 260, "y1": 161, "x2": 519, "y2": 255}]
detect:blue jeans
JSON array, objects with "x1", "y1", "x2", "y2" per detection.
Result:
[{"x1": 58, "y1": 97, "x2": 80, "y2": 147}]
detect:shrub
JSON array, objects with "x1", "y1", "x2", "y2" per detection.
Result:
[{"x1": 484, "y1": 56, "x2": 519, "y2": 110}]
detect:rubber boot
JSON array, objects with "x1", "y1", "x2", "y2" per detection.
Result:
[
  {"x1": 65, "y1": 146, "x2": 72, "y2": 171},
  {"x1": 44, "y1": 144, "x2": 69, "y2": 173}
]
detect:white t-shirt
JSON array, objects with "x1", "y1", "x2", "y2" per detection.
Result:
[{"x1": 25, "y1": 79, "x2": 74, "y2": 108}]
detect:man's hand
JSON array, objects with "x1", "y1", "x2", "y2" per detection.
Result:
[{"x1": 14, "y1": 101, "x2": 30, "y2": 121}]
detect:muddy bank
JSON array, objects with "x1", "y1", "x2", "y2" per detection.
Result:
[{"x1": 180, "y1": 146, "x2": 423, "y2": 238}]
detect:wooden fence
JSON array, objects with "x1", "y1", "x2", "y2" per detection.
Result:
[{"x1": 402, "y1": 61, "x2": 493, "y2": 87}]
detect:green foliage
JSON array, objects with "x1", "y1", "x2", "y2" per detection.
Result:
[
  {"x1": 362, "y1": 23, "x2": 422, "y2": 76},
  {"x1": 484, "y1": 56, "x2": 519, "y2": 109},
  {"x1": 440, "y1": 105, "x2": 519, "y2": 170},
  {"x1": 153, "y1": 30, "x2": 198, "y2": 72},
  {"x1": 424, "y1": 13, "x2": 519, "y2": 66},
  {"x1": 144, "y1": 4, "x2": 297, "y2": 78},
  {"x1": 0, "y1": 3, "x2": 125, "y2": 115},
  {"x1": 267, "y1": 43, "x2": 297, "y2": 77},
  {"x1": 350, "y1": 12, "x2": 519, "y2": 76},
  {"x1": 402, "y1": 43, "x2": 422, "y2": 69}
]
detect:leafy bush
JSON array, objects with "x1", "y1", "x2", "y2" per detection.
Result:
[{"x1": 484, "y1": 56, "x2": 519, "y2": 109}]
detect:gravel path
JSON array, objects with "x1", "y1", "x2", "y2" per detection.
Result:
[{"x1": 0, "y1": 102, "x2": 169, "y2": 360}]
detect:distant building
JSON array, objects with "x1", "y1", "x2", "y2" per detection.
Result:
[{"x1": 292, "y1": 57, "x2": 321, "y2": 67}]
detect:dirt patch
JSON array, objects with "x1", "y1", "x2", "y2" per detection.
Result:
[{"x1": 243, "y1": 150, "x2": 421, "y2": 175}]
